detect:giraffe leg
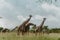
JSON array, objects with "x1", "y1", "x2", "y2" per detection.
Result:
[
  {"x1": 27, "y1": 31, "x2": 29, "y2": 35},
  {"x1": 39, "y1": 32, "x2": 40, "y2": 35},
  {"x1": 35, "y1": 31, "x2": 37, "y2": 36},
  {"x1": 22, "y1": 31, "x2": 24, "y2": 35},
  {"x1": 17, "y1": 30, "x2": 20, "y2": 35}
]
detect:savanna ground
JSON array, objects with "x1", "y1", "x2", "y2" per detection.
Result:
[{"x1": 0, "y1": 32, "x2": 60, "y2": 40}]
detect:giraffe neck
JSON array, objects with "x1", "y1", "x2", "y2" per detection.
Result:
[
  {"x1": 19, "y1": 17, "x2": 31, "y2": 28},
  {"x1": 23, "y1": 17, "x2": 31, "y2": 25},
  {"x1": 39, "y1": 19, "x2": 46, "y2": 29}
]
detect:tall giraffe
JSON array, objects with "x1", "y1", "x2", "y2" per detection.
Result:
[
  {"x1": 17, "y1": 15, "x2": 32, "y2": 35},
  {"x1": 35, "y1": 18, "x2": 46, "y2": 35}
]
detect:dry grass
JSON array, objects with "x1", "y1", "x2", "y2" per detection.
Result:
[{"x1": 0, "y1": 32, "x2": 60, "y2": 40}]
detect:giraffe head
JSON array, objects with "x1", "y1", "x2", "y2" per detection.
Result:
[
  {"x1": 43, "y1": 18, "x2": 46, "y2": 21},
  {"x1": 29, "y1": 15, "x2": 32, "y2": 18}
]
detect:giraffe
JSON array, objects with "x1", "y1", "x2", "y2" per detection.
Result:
[
  {"x1": 17, "y1": 15, "x2": 32, "y2": 35},
  {"x1": 35, "y1": 18, "x2": 46, "y2": 35}
]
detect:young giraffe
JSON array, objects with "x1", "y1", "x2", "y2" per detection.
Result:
[
  {"x1": 35, "y1": 18, "x2": 46, "y2": 35},
  {"x1": 17, "y1": 15, "x2": 32, "y2": 35}
]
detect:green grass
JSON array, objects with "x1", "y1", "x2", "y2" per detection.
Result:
[{"x1": 0, "y1": 32, "x2": 60, "y2": 40}]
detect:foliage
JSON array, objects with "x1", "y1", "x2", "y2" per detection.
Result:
[
  {"x1": 49, "y1": 28, "x2": 60, "y2": 33},
  {"x1": 30, "y1": 25, "x2": 36, "y2": 32},
  {"x1": 0, "y1": 27, "x2": 3, "y2": 32}
]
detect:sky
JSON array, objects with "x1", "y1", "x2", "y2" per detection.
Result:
[{"x1": 0, "y1": 0, "x2": 60, "y2": 29}]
